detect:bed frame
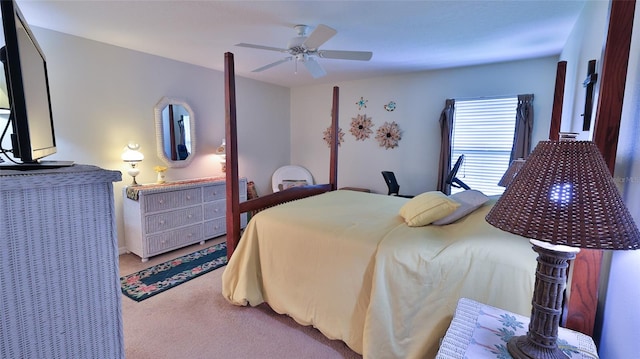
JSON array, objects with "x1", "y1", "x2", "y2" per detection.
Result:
[{"x1": 223, "y1": 0, "x2": 633, "y2": 334}]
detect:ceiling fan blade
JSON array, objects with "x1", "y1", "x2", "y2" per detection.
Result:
[
  {"x1": 318, "y1": 50, "x2": 373, "y2": 61},
  {"x1": 236, "y1": 43, "x2": 288, "y2": 53},
  {"x1": 252, "y1": 57, "x2": 292, "y2": 72},
  {"x1": 303, "y1": 57, "x2": 326, "y2": 78},
  {"x1": 302, "y1": 24, "x2": 337, "y2": 50}
]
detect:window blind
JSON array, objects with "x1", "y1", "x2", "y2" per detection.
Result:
[{"x1": 451, "y1": 97, "x2": 518, "y2": 195}]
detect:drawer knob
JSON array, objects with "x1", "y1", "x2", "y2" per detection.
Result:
[
  {"x1": 187, "y1": 233, "x2": 193, "y2": 237},
  {"x1": 160, "y1": 220, "x2": 166, "y2": 225},
  {"x1": 158, "y1": 199, "x2": 164, "y2": 204},
  {"x1": 186, "y1": 195, "x2": 192, "y2": 200},
  {"x1": 188, "y1": 214, "x2": 193, "y2": 218}
]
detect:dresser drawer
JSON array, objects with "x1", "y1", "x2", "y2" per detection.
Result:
[
  {"x1": 144, "y1": 188, "x2": 202, "y2": 213},
  {"x1": 145, "y1": 206, "x2": 203, "y2": 234},
  {"x1": 204, "y1": 200, "x2": 225, "y2": 220},
  {"x1": 204, "y1": 218, "x2": 226, "y2": 238},
  {"x1": 203, "y1": 183, "x2": 225, "y2": 202},
  {"x1": 147, "y1": 224, "x2": 204, "y2": 255}
]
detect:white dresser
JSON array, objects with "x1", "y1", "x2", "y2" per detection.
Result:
[
  {"x1": 0, "y1": 165, "x2": 124, "y2": 359},
  {"x1": 123, "y1": 177, "x2": 247, "y2": 262}
]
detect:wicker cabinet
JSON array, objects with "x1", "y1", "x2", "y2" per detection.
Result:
[
  {"x1": 123, "y1": 177, "x2": 247, "y2": 262},
  {"x1": 0, "y1": 165, "x2": 124, "y2": 359}
]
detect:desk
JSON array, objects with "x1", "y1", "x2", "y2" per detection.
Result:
[{"x1": 436, "y1": 298, "x2": 599, "y2": 359}]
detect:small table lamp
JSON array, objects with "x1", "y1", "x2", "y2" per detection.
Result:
[
  {"x1": 486, "y1": 140, "x2": 640, "y2": 359},
  {"x1": 215, "y1": 139, "x2": 226, "y2": 172},
  {"x1": 121, "y1": 143, "x2": 144, "y2": 185}
]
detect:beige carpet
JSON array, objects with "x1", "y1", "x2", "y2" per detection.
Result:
[{"x1": 119, "y1": 238, "x2": 361, "y2": 359}]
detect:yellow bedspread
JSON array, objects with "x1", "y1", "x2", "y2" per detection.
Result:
[{"x1": 222, "y1": 190, "x2": 536, "y2": 358}]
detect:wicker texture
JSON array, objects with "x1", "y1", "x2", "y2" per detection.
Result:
[
  {"x1": 0, "y1": 165, "x2": 124, "y2": 359},
  {"x1": 123, "y1": 178, "x2": 246, "y2": 261},
  {"x1": 486, "y1": 141, "x2": 640, "y2": 250},
  {"x1": 498, "y1": 158, "x2": 526, "y2": 187}
]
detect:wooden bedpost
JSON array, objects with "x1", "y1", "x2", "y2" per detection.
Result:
[
  {"x1": 549, "y1": 61, "x2": 566, "y2": 141},
  {"x1": 224, "y1": 55, "x2": 340, "y2": 259},
  {"x1": 329, "y1": 86, "x2": 339, "y2": 191},
  {"x1": 224, "y1": 52, "x2": 241, "y2": 259}
]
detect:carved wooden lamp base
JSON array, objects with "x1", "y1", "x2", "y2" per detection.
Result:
[
  {"x1": 508, "y1": 335, "x2": 569, "y2": 359},
  {"x1": 507, "y1": 240, "x2": 579, "y2": 359}
]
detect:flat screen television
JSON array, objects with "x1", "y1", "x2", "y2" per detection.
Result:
[{"x1": 0, "y1": 0, "x2": 71, "y2": 169}]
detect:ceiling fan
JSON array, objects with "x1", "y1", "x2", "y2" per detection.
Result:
[{"x1": 235, "y1": 24, "x2": 373, "y2": 79}]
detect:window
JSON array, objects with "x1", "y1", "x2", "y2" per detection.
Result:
[{"x1": 451, "y1": 96, "x2": 518, "y2": 196}]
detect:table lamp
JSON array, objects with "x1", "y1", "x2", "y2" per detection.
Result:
[
  {"x1": 215, "y1": 139, "x2": 226, "y2": 172},
  {"x1": 485, "y1": 140, "x2": 640, "y2": 359},
  {"x1": 121, "y1": 143, "x2": 144, "y2": 185}
]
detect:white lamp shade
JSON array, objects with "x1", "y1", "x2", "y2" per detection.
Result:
[{"x1": 122, "y1": 143, "x2": 144, "y2": 162}]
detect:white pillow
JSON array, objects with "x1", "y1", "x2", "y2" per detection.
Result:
[{"x1": 432, "y1": 190, "x2": 490, "y2": 225}]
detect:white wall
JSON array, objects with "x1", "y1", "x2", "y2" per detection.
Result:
[
  {"x1": 559, "y1": 0, "x2": 609, "y2": 139},
  {"x1": 599, "y1": 2, "x2": 640, "y2": 358},
  {"x1": 31, "y1": 28, "x2": 290, "y2": 251},
  {"x1": 290, "y1": 57, "x2": 558, "y2": 195}
]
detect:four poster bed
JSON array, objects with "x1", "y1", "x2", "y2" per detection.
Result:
[{"x1": 220, "y1": 52, "x2": 595, "y2": 358}]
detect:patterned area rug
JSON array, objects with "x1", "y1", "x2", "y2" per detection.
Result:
[{"x1": 121, "y1": 242, "x2": 227, "y2": 302}]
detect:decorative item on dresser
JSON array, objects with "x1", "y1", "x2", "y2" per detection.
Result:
[
  {"x1": 0, "y1": 165, "x2": 124, "y2": 359},
  {"x1": 123, "y1": 177, "x2": 247, "y2": 262}
]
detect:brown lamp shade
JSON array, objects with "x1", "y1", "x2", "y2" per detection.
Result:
[
  {"x1": 498, "y1": 158, "x2": 526, "y2": 187},
  {"x1": 486, "y1": 140, "x2": 640, "y2": 250}
]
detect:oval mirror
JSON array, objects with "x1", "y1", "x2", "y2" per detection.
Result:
[{"x1": 154, "y1": 97, "x2": 196, "y2": 168}]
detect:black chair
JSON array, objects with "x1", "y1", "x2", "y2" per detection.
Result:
[
  {"x1": 446, "y1": 155, "x2": 470, "y2": 190},
  {"x1": 381, "y1": 171, "x2": 413, "y2": 198}
]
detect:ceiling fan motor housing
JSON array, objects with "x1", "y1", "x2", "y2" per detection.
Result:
[{"x1": 288, "y1": 36, "x2": 308, "y2": 55}]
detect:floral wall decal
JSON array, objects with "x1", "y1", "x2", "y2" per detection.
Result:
[
  {"x1": 356, "y1": 96, "x2": 368, "y2": 110},
  {"x1": 349, "y1": 114, "x2": 373, "y2": 141},
  {"x1": 323, "y1": 126, "x2": 345, "y2": 147},
  {"x1": 376, "y1": 121, "x2": 402, "y2": 149},
  {"x1": 384, "y1": 101, "x2": 396, "y2": 111}
]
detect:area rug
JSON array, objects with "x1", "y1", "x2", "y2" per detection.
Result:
[{"x1": 120, "y1": 242, "x2": 227, "y2": 302}]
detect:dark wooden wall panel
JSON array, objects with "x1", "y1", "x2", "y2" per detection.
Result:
[{"x1": 564, "y1": 0, "x2": 636, "y2": 337}]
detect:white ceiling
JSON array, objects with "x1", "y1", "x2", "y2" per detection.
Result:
[{"x1": 16, "y1": 0, "x2": 587, "y2": 88}]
